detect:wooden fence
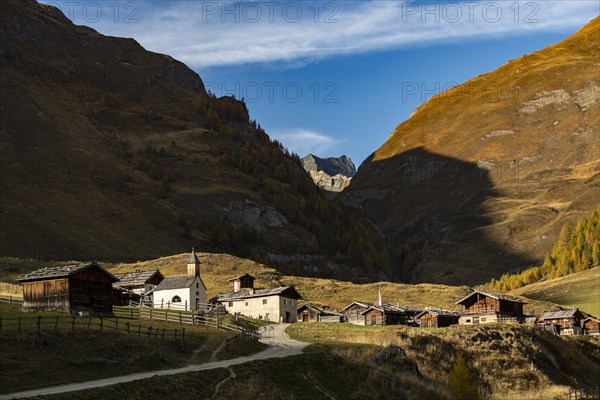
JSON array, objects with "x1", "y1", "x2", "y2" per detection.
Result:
[
  {"x1": 0, "y1": 296, "x2": 23, "y2": 304},
  {"x1": 113, "y1": 306, "x2": 260, "y2": 340},
  {"x1": 369, "y1": 344, "x2": 405, "y2": 367},
  {"x1": 0, "y1": 315, "x2": 186, "y2": 349},
  {"x1": 566, "y1": 387, "x2": 600, "y2": 400}
]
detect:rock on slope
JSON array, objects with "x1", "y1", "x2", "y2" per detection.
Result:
[
  {"x1": 0, "y1": 0, "x2": 388, "y2": 282},
  {"x1": 342, "y1": 16, "x2": 600, "y2": 285},
  {"x1": 301, "y1": 154, "x2": 356, "y2": 192}
]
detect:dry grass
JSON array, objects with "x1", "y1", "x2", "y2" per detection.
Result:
[{"x1": 287, "y1": 323, "x2": 600, "y2": 399}]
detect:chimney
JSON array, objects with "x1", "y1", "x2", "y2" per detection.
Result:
[{"x1": 187, "y1": 248, "x2": 200, "y2": 278}]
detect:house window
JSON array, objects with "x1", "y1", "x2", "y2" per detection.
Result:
[
  {"x1": 465, "y1": 319, "x2": 471, "y2": 323},
  {"x1": 263, "y1": 299, "x2": 268, "y2": 305},
  {"x1": 196, "y1": 291, "x2": 200, "y2": 296},
  {"x1": 228, "y1": 302, "x2": 233, "y2": 307},
  {"x1": 283, "y1": 299, "x2": 287, "y2": 305},
  {"x1": 172, "y1": 296, "x2": 181, "y2": 303},
  {"x1": 196, "y1": 283, "x2": 199, "y2": 288},
  {"x1": 245, "y1": 302, "x2": 249, "y2": 306},
  {"x1": 481, "y1": 317, "x2": 486, "y2": 322}
]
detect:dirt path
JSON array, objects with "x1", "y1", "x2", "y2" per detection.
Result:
[{"x1": 0, "y1": 324, "x2": 307, "y2": 399}]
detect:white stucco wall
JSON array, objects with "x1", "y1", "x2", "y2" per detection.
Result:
[
  {"x1": 222, "y1": 295, "x2": 297, "y2": 323},
  {"x1": 153, "y1": 276, "x2": 206, "y2": 311}
]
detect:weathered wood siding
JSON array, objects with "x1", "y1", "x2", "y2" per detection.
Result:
[
  {"x1": 298, "y1": 308, "x2": 319, "y2": 322},
  {"x1": 464, "y1": 295, "x2": 523, "y2": 317},
  {"x1": 419, "y1": 313, "x2": 438, "y2": 328},
  {"x1": 584, "y1": 319, "x2": 599, "y2": 334},
  {"x1": 22, "y1": 279, "x2": 69, "y2": 311},
  {"x1": 346, "y1": 304, "x2": 367, "y2": 325},
  {"x1": 365, "y1": 309, "x2": 384, "y2": 326}
]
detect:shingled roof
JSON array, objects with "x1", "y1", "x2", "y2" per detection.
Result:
[
  {"x1": 212, "y1": 286, "x2": 301, "y2": 302},
  {"x1": 456, "y1": 290, "x2": 527, "y2": 305},
  {"x1": 361, "y1": 304, "x2": 422, "y2": 315},
  {"x1": 540, "y1": 309, "x2": 583, "y2": 320},
  {"x1": 16, "y1": 262, "x2": 117, "y2": 283},
  {"x1": 154, "y1": 275, "x2": 197, "y2": 291},
  {"x1": 113, "y1": 270, "x2": 163, "y2": 287}
]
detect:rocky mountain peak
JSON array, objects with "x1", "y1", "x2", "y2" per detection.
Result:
[{"x1": 301, "y1": 154, "x2": 356, "y2": 192}]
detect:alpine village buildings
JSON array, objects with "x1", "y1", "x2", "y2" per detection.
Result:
[{"x1": 14, "y1": 255, "x2": 598, "y2": 336}]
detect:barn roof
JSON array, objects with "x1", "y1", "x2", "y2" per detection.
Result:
[
  {"x1": 154, "y1": 275, "x2": 196, "y2": 291},
  {"x1": 297, "y1": 303, "x2": 344, "y2": 316},
  {"x1": 416, "y1": 308, "x2": 461, "y2": 318},
  {"x1": 212, "y1": 286, "x2": 301, "y2": 302},
  {"x1": 455, "y1": 290, "x2": 527, "y2": 305},
  {"x1": 540, "y1": 309, "x2": 583, "y2": 320},
  {"x1": 342, "y1": 302, "x2": 372, "y2": 311},
  {"x1": 113, "y1": 270, "x2": 163, "y2": 287},
  {"x1": 361, "y1": 304, "x2": 422, "y2": 315},
  {"x1": 16, "y1": 262, "x2": 118, "y2": 283}
]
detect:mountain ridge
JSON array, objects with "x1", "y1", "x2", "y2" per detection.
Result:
[
  {"x1": 343, "y1": 16, "x2": 600, "y2": 285},
  {"x1": 0, "y1": 0, "x2": 389, "y2": 282},
  {"x1": 301, "y1": 154, "x2": 356, "y2": 192}
]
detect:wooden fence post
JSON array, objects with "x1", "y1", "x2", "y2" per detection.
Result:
[
  {"x1": 87, "y1": 317, "x2": 91, "y2": 330},
  {"x1": 181, "y1": 328, "x2": 185, "y2": 351},
  {"x1": 138, "y1": 324, "x2": 141, "y2": 336},
  {"x1": 130, "y1": 308, "x2": 133, "y2": 319},
  {"x1": 179, "y1": 312, "x2": 182, "y2": 323},
  {"x1": 71, "y1": 316, "x2": 75, "y2": 332},
  {"x1": 161, "y1": 328, "x2": 165, "y2": 340},
  {"x1": 36, "y1": 315, "x2": 41, "y2": 332},
  {"x1": 161, "y1": 299, "x2": 163, "y2": 309},
  {"x1": 54, "y1": 315, "x2": 59, "y2": 331},
  {"x1": 126, "y1": 322, "x2": 130, "y2": 335},
  {"x1": 100, "y1": 317, "x2": 103, "y2": 331},
  {"x1": 149, "y1": 308, "x2": 153, "y2": 319},
  {"x1": 9, "y1": 296, "x2": 12, "y2": 304},
  {"x1": 115, "y1": 317, "x2": 119, "y2": 331},
  {"x1": 0, "y1": 317, "x2": 2, "y2": 332}
]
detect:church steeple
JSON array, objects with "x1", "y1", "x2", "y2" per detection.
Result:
[{"x1": 187, "y1": 248, "x2": 200, "y2": 277}]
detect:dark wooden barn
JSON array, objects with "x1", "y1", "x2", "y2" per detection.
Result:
[
  {"x1": 583, "y1": 316, "x2": 599, "y2": 335},
  {"x1": 417, "y1": 308, "x2": 461, "y2": 328},
  {"x1": 17, "y1": 262, "x2": 118, "y2": 314},
  {"x1": 540, "y1": 309, "x2": 585, "y2": 335},
  {"x1": 297, "y1": 304, "x2": 345, "y2": 323},
  {"x1": 362, "y1": 304, "x2": 422, "y2": 326},
  {"x1": 456, "y1": 291, "x2": 526, "y2": 324}
]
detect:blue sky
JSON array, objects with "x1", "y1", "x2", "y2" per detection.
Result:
[{"x1": 44, "y1": 1, "x2": 599, "y2": 165}]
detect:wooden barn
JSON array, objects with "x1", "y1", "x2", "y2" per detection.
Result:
[
  {"x1": 111, "y1": 284, "x2": 141, "y2": 306},
  {"x1": 417, "y1": 308, "x2": 461, "y2": 328},
  {"x1": 297, "y1": 304, "x2": 345, "y2": 323},
  {"x1": 17, "y1": 262, "x2": 118, "y2": 314},
  {"x1": 113, "y1": 270, "x2": 163, "y2": 295},
  {"x1": 362, "y1": 304, "x2": 422, "y2": 326},
  {"x1": 456, "y1": 291, "x2": 526, "y2": 325},
  {"x1": 583, "y1": 316, "x2": 599, "y2": 335},
  {"x1": 343, "y1": 302, "x2": 371, "y2": 325},
  {"x1": 540, "y1": 309, "x2": 585, "y2": 335}
]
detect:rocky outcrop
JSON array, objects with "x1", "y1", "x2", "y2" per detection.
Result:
[{"x1": 301, "y1": 154, "x2": 356, "y2": 192}]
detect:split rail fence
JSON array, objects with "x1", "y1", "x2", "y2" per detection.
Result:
[
  {"x1": 0, "y1": 314, "x2": 186, "y2": 349},
  {"x1": 113, "y1": 306, "x2": 260, "y2": 343}
]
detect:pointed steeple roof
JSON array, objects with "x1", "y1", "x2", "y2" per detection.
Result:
[{"x1": 187, "y1": 248, "x2": 200, "y2": 264}]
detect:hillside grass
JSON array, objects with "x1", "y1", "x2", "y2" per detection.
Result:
[
  {"x1": 33, "y1": 343, "x2": 447, "y2": 400},
  {"x1": 287, "y1": 323, "x2": 600, "y2": 399},
  {"x1": 509, "y1": 267, "x2": 600, "y2": 316},
  {"x1": 0, "y1": 303, "x2": 266, "y2": 394}
]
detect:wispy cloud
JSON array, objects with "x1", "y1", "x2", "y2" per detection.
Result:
[
  {"x1": 64, "y1": 0, "x2": 599, "y2": 68},
  {"x1": 269, "y1": 129, "x2": 343, "y2": 156}
]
